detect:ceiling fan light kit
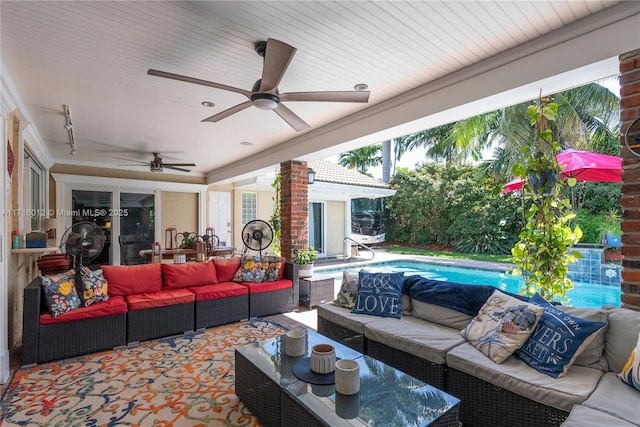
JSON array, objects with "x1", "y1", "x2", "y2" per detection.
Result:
[
  {"x1": 148, "y1": 38, "x2": 370, "y2": 131},
  {"x1": 115, "y1": 152, "x2": 196, "y2": 173}
]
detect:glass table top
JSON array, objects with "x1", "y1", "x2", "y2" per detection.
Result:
[{"x1": 236, "y1": 328, "x2": 460, "y2": 426}]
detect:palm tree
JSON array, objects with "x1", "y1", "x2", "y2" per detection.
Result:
[
  {"x1": 338, "y1": 145, "x2": 382, "y2": 175},
  {"x1": 464, "y1": 82, "x2": 620, "y2": 177}
]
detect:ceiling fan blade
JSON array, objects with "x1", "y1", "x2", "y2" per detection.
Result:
[
  {"x1": 274, "y1": 104, "x2": 310, "y2": 132},
  {"x1": 165, "y1": 166, "x2": 192, "y2": 173},
  {"x1": 259, "y1": 38, "x2": 296, "y2": 93},
  {"x1": 116, "y1": 164, "x2": 148, "y2": 167},
  {"x1": 164, "y1": 163, "x2": 196, "y2": 167},
  {"x1": 114, "y1": 157, "x2": 149, "y2": 165},
  {"x1": 148, "y1": 69, "x2": 251, "y2": 98},
  {"x1": 202, "y1": 101, "x2": 253, "y2": 122},
  {"x1": 280, "y1": 91, "x2": 370, "y2": 103}
]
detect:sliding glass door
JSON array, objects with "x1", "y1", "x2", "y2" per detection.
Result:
[
  {"x1": 69, "y1": 190, "x2": 155, "y2": 266},
  {"x1": 309, "y1": 202, "x2": 325, "y2": 255}
]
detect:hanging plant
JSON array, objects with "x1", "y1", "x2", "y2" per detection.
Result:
[{"x1": 510, "y1": 96, "x2": 582, "y2": 305}]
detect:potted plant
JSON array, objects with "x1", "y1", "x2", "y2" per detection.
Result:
[
  {"x1": 510, "y1": 96, "x2": 582, "y2": 305},
  {"x1": 293, "y1": 247, "x2": 318, "y2": 278}
]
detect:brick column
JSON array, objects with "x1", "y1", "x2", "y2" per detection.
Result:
[
  {"x1": 620, "y1": 48, "x2": 640, "y2": 310},
  {"x1": 280, "y1": 160, "x2": 309, "y2": 260}
]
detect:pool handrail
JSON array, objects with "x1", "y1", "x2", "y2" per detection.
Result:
[{"x1": 343, "y1": 237, "x2": 376, "y2": 261}]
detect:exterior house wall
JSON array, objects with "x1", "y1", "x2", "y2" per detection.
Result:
[
  {"x1": 620, "y1": 48, "x2": 640, "y2": 309},
  {"x1": 160, "y1": 192, "x2": 198, "y2": 248},
  {"x1": 326, "y1": 200, "x2": 345, "y2": 257},
  {"x1": 232, "y1": 189, "x2": 275, "y2": 252}
]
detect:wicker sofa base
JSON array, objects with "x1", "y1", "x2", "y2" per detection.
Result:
[
  {"x1": 317, "y1": 316, "x2": 366, "y2": 354},
  {"x1": 367, "y1": 338, "x2": 447, "y2": 390},
  {"x1": 195, "y1": 294, "x2": 249, "y2": 329},
  {"x1": 36, "y1": 313, "x2": 126, "y2": 364},
  {"x1": 127, "y1": 302, "x2": 194, "y2": 343},
  {"x1": 249, "y1": 287, "x2": 293, "y2": 318},
  {"x1": 447, "y1": 367, "x2": 569, "y2": 427}
]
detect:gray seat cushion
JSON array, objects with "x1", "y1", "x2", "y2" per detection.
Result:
[
  {"x1": 316, "y1": 303, "x2": 379, "y2": 334},
  {"x1": 582, "y1": 372, "x2": 640, "y2": 425},
  {"x1": 446, "y1": 342, "x2": 603, "y2": 412},
  {"x1": 364, "y1": 316, "x2": 465, "y2": 365},
  {"x1": 410, "y1": 299, "x2": 473, "y2": 330},
  {"x1": 604, "y1": 307, "x2": 640, "y2": 373},
  {"x1": 561, "y1": 405, "x2": 639, "y2": 427}
]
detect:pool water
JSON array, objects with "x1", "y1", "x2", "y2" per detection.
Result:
[{"x1": 315, "y1": 260, "x2": 621, "y2": 309}]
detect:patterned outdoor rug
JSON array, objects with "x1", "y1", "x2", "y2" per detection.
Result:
[{"x1": 0, "y1": 318, "x2": 288, "y2": 426}]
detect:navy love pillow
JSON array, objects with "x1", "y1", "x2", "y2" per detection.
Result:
[{"x1": 351, "y1": 271, "x2": 404, "y2": 318}]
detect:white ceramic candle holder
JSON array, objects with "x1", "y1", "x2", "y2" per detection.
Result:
[{"x1": 310, "y1": 343, "x2": 335, "y2": 374}]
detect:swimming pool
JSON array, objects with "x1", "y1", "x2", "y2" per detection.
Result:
[{"x1": 315, "y1": 260, "x2": 621, "y2": 309}]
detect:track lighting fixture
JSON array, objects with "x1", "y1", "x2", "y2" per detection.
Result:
[{"x1": 63, "y1": 104, "x2": 77, "y2": 155}]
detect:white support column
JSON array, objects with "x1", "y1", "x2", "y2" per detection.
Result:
[{"x1": 1, "y1": 93, "x2": 10, "y2": 383}]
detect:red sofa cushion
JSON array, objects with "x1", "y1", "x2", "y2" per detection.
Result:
[
  {"x1": 278, "y1": 256, "x2": 286, "y2": 280},
  {"x1": 102, "y1": 264, "x2": 163, "y2": 296},
  {"x1": 189, "y1": 282, "x2": 248, "y2": 301},
  {"x1": 213, "y1": 257, "x2": 241, "y2": 282},
  {"x1": 241, "y1": 279, "x2": 292, "y2": 294},
  {"x1": 162, "y1": 262, "x2": 218, "y2": 289},
  {"x1": 125, "y1": 289, "x2": 195, "y2": 311},
  {"x1": 39, "y1": 295, "x2": 127, "y2": 325}
]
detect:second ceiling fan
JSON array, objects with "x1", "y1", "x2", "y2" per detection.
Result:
[{"x1": 148, "y1": 38, "x2": 370, "y2": 131}]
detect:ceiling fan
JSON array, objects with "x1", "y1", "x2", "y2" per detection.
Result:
[
  {"x1": 148, "y1": 38, "x2": 370, "y2": 131},
  {"x1": 116, "y1": 152, "x2": 195, "y2": 173}
]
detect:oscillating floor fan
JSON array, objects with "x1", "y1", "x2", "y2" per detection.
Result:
[
  {"x1": 60, "y1": 221, "x2": 106, "y2": 270},
  {"x1": 241, "y1": 220, "x2": 274, "y2": 255}
]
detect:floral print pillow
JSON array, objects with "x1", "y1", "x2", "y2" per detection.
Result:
[
  {"x1": 233, "y1": 255, "x2": 282, "y2": 282},
  {"x1": 77, "y1": 266, "x2": 110, "y2": 306},
  {"x1": 462, "y1": 290, "x2": 544, "y2": 363},
  {"x1": 41, "y1": 271, "x2": 81, "y2": 317},
  {"x1": 332, "y1": 270, "x2": 360, "y2": 309},
  {"x1": 618, "y1": 332, "x2": 640, "y2": 392}
]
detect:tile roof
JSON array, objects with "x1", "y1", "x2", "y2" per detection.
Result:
[{"x1": 308, "y1": 159, "x2": 390, "y2": 189}]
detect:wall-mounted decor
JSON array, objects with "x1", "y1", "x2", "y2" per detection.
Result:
[
  {"x1": 624, "y1": 116, "x2": 640, "y2": 157},
  {"x1": 7, "y1": 140, "x2": 14, "y2": 177}
]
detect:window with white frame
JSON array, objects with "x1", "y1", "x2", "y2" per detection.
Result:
[
  {"x1": 241, "y1": 192, "x2": 257, "y2": 225},
  {"x1": 23, "y1": 149, "x2": 46, "y2": 232}
]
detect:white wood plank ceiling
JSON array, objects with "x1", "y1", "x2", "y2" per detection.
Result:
[{"x1": 0, "y1": 1, "x2": 634, "y2": 181}]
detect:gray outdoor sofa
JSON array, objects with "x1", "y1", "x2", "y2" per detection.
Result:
[{"x1": 317, "y1": 280, "x2": 640, "y2": 427}]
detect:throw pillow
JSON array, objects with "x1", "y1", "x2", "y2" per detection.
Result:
[
  {"x1": 76, "y1": 266, "x2": 110, "y2": 307},
  {"x1": 516, "y1": 293, "x2": 608, "y2": 378},
  {"x1": 162, "y1": 261, "x2": 218, "y2": 289},
  {"x1": 213, "y1": 257, "x2": 242, "y2": 282},
  {"x1": 351, "y1": 271, "x2": 404, "y2": 318},
  {"x1": 462, "y1": 289, "x2": 544, "y2": 364},
  {"x1": 233, "y1": 255, "x2": 282, "y2": 283},
  {"x1": 618, "y1": 331, "x2": 640, "y2": 391},
  {"x1": 332, "y1": 270, "x2": 360, "y2": 309},
  {"x1": 41, "y1": 271, "x2": 82, "y2": 317}
]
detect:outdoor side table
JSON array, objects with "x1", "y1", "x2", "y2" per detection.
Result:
[{"x1": 299, "y1": 274, "x2": 334, "y2": 308}]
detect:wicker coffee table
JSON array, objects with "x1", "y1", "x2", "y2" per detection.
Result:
[{"x1": 235, "y1": 328, "x2": 460, "y2": 427}]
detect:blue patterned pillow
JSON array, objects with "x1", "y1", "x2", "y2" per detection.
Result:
[
  {"x1": 351, "y1": 272, "x2": 404, "y2": 318},
  {"x1": 516, "y1": 293, "x2": 607, "y2": 378},
  {"x1": 77, "y1": 266, "x2": 110, "y2": 307},
  {"x1": 41, "y1": 271, "x2": 82, "y2": 317}
]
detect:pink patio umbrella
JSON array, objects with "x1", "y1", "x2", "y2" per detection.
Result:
[{"x1": 500, "y1": 149, "x2": 621, "y2": 194}]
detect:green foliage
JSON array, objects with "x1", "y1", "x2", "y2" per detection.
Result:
[
  {"x1": 293, "y1": 247, "x2": 318, "y2": 264},
  {"x1": 574, "y1": 209, "x2": 605, "y2": 243},
  {"x1": 179, "y1": 235, "x2": 198, "y2": 249},
  {"x1": 385, "y1": 164, "x2": 523, "y2": 254},
  {"x1": 510, "y1": 98, "x2": 582, "y2": 305},
  {"x1": 269, "y1": 171, "x2": 282, "y2": 256}
]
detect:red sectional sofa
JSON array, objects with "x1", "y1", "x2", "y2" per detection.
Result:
[{"x1": 22, "y1": 258, "x2": 297, "y2": 366}]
